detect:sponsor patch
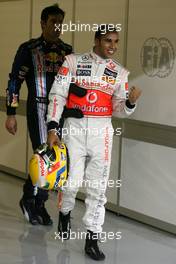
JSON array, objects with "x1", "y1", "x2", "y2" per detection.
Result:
[
  {"x1": 74, "y1": 104, "x2": 108, "y2": 113},
  {"x1": 45, "y1": 52, "x2": 63, "y2": 63},
  {"x1": 104, "y1": 68, "x2": 118, "y2": 78},
  {"x1": 82, "y1": 55, "x2": 89, "y2": 61},
  {"x1": 58, "y1": 66, "x2": 69, "y2": 75},
  {"x1": 102, "y1": 75, "x2": 115, "y2": 85},
  {"x1": 107, "y1": 61, "x2": 116, "y2": 70},
  {"x1": 78, "y1": 60, "x2": 91, "y2": 64},
  {"x1": 126, "y1": 92, "x2": 129, "y2": 99},
  {"x1": 11, "y1": 93, "x2": 18, "y2": 107},
  {"x1": 76, "y1": 69, "x2": 91, "y2": 76},
  {"x1": 39, "y1": 158, "x2": 45, "y2": 177},
  {"x1": 77, "y1": 64, "x2": 92, "y2": 69},
  {"x1": 55, "y1": 75, "x2": 68, "y2": 84},
  {"x1": 125, "y1": 82, "x2": 128, "y2": 90}
]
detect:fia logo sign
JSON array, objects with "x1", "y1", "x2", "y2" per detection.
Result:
[{"x1": 140, "y1": 38, "x2": 175, "y2": 78}]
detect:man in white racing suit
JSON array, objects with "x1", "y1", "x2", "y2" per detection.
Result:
[{"x1": 47, "y1": 25, "x2": 141, "y2": 261}]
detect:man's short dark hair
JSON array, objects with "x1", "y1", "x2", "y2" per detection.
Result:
[
  {"x1": 41, "y1": 4, "x2": 65, "y2": 22},
  {"x1": 95, "y1": 24, "x2": 118, "y2": 39}
]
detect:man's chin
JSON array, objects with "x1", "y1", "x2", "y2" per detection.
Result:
[
  {"x1": 51, "y1": 36, "x2": 60, "y2": 43},
  {"x1": 52, "y1": 32, "x2": 61, "y2": 39},
  {"x1": 104, "y1": 54, "x2": 113, "y2": 59}
]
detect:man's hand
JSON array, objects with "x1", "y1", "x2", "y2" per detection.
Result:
[
  {"x1": 47, "y1": 130, "x2": 62, "y2": 149},
  {"x1": 128, "y1": 86, "x2": 142, "y2": 104},
  {"x1": 5, "y1": 115, "x2": 17, "y2": 135}
]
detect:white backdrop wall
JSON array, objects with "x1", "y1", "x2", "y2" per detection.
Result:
[{"x1": 126, "y1": 0, "x2": 176, "y2": 126}]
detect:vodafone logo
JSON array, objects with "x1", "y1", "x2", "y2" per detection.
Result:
[{"x1": 86, "y1": 92, "x2": 97, "y2": 104}]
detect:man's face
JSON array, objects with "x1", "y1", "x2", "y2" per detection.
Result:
[
  {"x1": 94, "y1": 32, "x2": 119, "y2": 59},
  {"x1": 41, "y1": 14, "x2": 64, "y2": 42}
]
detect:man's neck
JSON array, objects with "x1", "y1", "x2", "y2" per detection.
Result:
[
  {"x1": 93, "y1": 47, "x2": 107, "y2": 60},
  {"x1": 42, "y1": 34, "x2": 61, "y2": 45}
]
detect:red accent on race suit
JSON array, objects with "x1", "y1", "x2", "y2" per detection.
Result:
[
  {"x1": 104, "y1": 127, "x2": 109, "y2": 161},
  {"x1": 52, "y1": 96, "x2": 57, "y2": 118},
  {"x1": 107, "y1": 61, "x2": 116, "y2": 71},
  {"x1": 66, "y1": 89, "x2": 113, "y2": 116},
  {"x1": 58, "y1": 66, "x2": 69, "y2": 75},
  {"x1": 125, "y1": 82, "x2": 128, "y2": 90}
]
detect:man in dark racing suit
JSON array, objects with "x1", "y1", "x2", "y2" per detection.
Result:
[{"x1": 5, "y1": 4, "x2": 72, "y2": 225}]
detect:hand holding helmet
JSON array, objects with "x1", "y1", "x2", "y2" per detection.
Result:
[
  {"x1": 47, "y1": 129, "x2": 62, "y2": 149},
  {"x1": 29, "y1": 143, "x2": 68, "y2": 191}
]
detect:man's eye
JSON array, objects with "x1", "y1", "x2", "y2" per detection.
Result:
[
  {"x1": 105, "y1": 39, "x2": 112, "y2": 42},
  {"x1": 51, "y1": 19, "x2": 58, "y2": 24}
]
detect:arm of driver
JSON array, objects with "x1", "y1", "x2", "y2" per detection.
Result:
[
  {"x1": 47, "y1": 56, "x2": 73, "y2": 148},
  {"x1": 112, "y1": 71, "x2": 136, "y2": 118},
  {"x1": 47, "y1": 58, "x2": 72, "y2": 124}
]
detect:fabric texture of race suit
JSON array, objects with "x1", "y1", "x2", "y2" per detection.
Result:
[
  {"x1": 6, "y1": 35, "x2": 72, "y2": 202},
  {"x1": 47, "y1": 51, "x2": 136, "y2": 233}
]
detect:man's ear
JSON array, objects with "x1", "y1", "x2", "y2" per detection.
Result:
[
  {"x1": 41, "y1": 20, "x2": 45, "y2": 31},
  {"x1": 94, "y1": 38, "x2": 100, "y2": 47}
]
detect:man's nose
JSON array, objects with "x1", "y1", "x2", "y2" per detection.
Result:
[{"x1": 110, "y1": 42, "x2": 117, "y2": 50}]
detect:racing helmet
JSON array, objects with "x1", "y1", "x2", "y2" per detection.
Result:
[{"x1": 29, "y1": 143, "x2": 68, "y2": 190}]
